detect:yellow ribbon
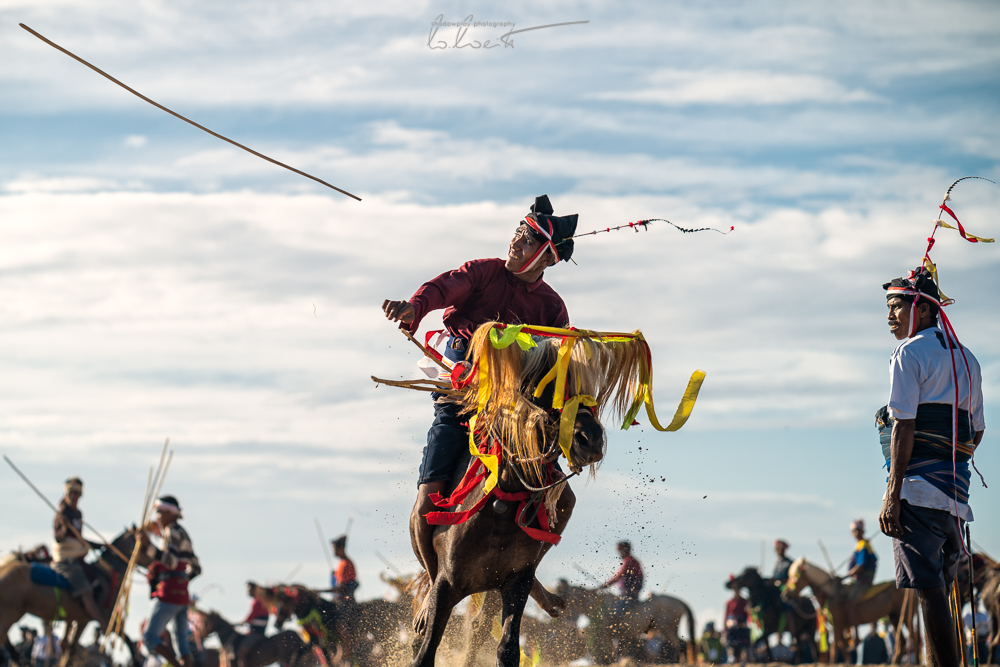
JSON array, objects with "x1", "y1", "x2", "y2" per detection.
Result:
[
  {"x1": 489, "y1": 325, "x2": 537, "y2": 351},
  {"x1": 639, "y1": 369, "x2": 706, "y2": 432},
  {"x1": 558, "y1": 394, "x2": 597, "y2": 467},
  {"x1": 937, "y1": 218, "x2": 994, "y2": 243},
  {"x1": 469, "y1": 349, "x2": 500, "y2": 493}
]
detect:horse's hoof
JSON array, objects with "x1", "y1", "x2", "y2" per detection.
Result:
[
  {"x1": 540, "y1": 592, "x2": 566, "y2": 617},
  {"x1": 492, "y1": 499, "x2": 508, "y2": 514}
]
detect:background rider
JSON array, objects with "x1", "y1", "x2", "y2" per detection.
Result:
[{"x1": 51, "y1": 477, "x2": 107, "y2": 630}]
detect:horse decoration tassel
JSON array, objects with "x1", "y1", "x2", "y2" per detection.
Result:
[{"x1": 374, "y1": 322, "x2": 706, "y2": 544}]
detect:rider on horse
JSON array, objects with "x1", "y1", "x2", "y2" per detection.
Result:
[
  {"x1": 599, "y1": 540, "x2": 644, "y2": 616},
  {"x1": 244, "y1": 582, "x2": 270, "y2": 635},
  {"x1": 329, "y1": 535, "x2": 358, "y2": 603},
  {"x1": 141, "y1": 495, "x2": 201, "y2": 667},
  {"x1": 381, "y1": 194, "x2": 577, "y2": 587},
  {"x1": 50, "y1": 477, "x2": 107, "y2": 630},
  {"x1": 772, "y1": 540, "x2": 792, "y2": 586}
]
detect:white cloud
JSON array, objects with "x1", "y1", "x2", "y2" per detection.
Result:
[{"x1": 596, "y1": 69, "x2": 879, "y2": 106}]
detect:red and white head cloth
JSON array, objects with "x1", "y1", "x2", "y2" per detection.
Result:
[{"x1": 513, "y1": 195, "x2": 578, "y2": 276}]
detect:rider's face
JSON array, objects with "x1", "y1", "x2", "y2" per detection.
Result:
[{"x1": 506, "y1": 225, "x2": 553, "y2": 275}]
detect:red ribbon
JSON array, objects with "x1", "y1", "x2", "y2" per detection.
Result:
[
  {"x1": 425, "y1": 438, "x2": 562, "y2": 544},
  {"x1": 940, "y1": 203, "x2": 983, "y2": 243}
]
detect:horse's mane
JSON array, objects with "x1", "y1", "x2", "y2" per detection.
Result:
[{"x1": 458, "y1": 322, "x2": 649, "y2": 480}]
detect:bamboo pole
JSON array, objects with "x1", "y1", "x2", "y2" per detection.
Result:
[
  {"x1": 399, "y1": 329, "x2": 452, "y2": 372},
  {"x1": 953, "y1": 578, "x2": 967, "y2": 666},
  {"x1": 102, "y1": 440, "x2": 172, "y2": 651},
  {"x1": 371, "y1": 376, "x2": 460, "y2": 394}
]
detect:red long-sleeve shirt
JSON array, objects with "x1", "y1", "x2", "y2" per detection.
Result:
[
  {"x1": 604, "y1": 555, "x2": 644, "y2": 598},
  {"x1": 406, "y1": 258, "x2": 569, "y2": 340}
]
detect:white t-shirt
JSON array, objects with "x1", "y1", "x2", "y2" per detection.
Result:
[{"x1": 886, "y1": 325, "x2": 985, "y2": 520}]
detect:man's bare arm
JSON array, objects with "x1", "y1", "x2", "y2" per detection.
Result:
[{"x1": 880, "y1": 418, "x2": 915, "y2": 539}]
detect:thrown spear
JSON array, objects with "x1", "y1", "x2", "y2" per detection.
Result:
[{"x1": 20, "y1": 23, "x2": 360, "y2": 201}]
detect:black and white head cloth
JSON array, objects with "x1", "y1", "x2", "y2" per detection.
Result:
[{"x1": 515, "y1": 195, "x2": 579, "y2": 276}]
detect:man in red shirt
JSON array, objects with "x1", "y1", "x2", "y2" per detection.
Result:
[
  {"x1": 723, "y1": 581, "x2": 751, "y2": 663},
  {"x1": 383, "y1": 195, "x2": 578, "y2": 588},
  {"x1": 329, "y1": 535, "x2": 358, "y2": 602},
  {"x1": 600, "y1": 541, "x2": 644, "y2": 616}
]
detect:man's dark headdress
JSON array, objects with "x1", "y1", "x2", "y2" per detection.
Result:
[
  {"x1": 883, "y1": 266, "x2": 940, "y2": 302},
  {"x1": 331, "y1": 535, "x2": 347, "y2": 549},
  {"x1": 515, "y1": 194, "x2": 578, "y2": 275}
]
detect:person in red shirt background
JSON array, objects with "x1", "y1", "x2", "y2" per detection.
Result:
[
  {"x1": 329, "y1": 535, "x2": 358, "y2": 603},
  {"x1": 243, "y1": 581, "x2": 270, "y2": 634},
  {"x1": 724, "y1": 578, "x2": 751, "y2": 663},
  {"x1": 600, "y1": 540, "x2": 644, "y2": 616},
  {"x1": 382, "y1": 194, "x2": 578, "y2": 601}
]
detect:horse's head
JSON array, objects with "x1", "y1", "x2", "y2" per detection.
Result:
[
  {"x1": 258, "y1": 584, "x2": 302, "y2": 626},
  {"x1": 102, "y1": 525, "x2": 153, "y2": 572},
  {"x1": 782, "y1": 557, "x2": 808, "y2": 601},
  {"x1": 727, "y1": 566, "x2": 762, "y2": 592},
  {"x1": 782, "y1": 557, "x2": 837, "y2": 603},
  {"x1": 460, "y1": 324, "x2": 630, "y2": 480}
]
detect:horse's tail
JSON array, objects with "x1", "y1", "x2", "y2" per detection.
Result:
[
  {"x1": 407, "y1": 570, "x2": 431, "y2": 617},
  {"x1": 682, "y1": 600, "x2": 697, "y2": 663}
]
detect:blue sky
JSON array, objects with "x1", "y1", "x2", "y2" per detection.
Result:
[{"x1": 2, "y1": 0, "x2": 999, "y2": 644}]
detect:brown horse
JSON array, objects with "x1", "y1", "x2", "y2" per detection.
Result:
[
  {"x1": 406, "y1": 321, "x2": 704, "y2": 667},
  {"x1": 258, "y1": 585, "x2": 350, "y2": 666},
  {"x1": 978, "y1": 553, "x2": 1000, "y2": 664},
  {"x1": 187, "y1": 608, "x2": 313, "y2": 667},
  {"x1": 554, "y1": 581, "x2": 696, "y2": 664},
  {"x1": 729, "y1": 567, "x2": 817, "y2": 663},
  {"x1": 783, "y1": 557, "x2": 916, "y2": 663},
  {"x1": 0, "y1": 528, "x2": 147, "y2": 667}
]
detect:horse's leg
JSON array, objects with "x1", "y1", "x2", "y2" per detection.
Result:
[
  {"x1": 410, "y1": 577, "x2": 460, "y2": 667},
  {"x1": 461, "y1": 591, "x2": 500, "y2": 667},
  {"x1": 496, "y1": 572, "x2": 533, "y2": 667},
  {"x1": 528, "y1": 579, "x2": 565, "y2": 618}
]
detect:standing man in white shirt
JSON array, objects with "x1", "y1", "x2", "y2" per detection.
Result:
[{"x1": 878, "y1": 267, "x2": 985, "y2": 667}]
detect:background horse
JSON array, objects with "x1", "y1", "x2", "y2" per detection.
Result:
[
  {"x1": 784, "y1": 557, "x2": 916, "y2": 663},
  {"x1": 260, "y1": 585, "x2": 350, "y2": 667},
  {"x1": 0, "y1": 528, "x2": 147, "y2": 667},
  {"x1": 188, "y1": 607, "x2": 312, "y2": 667},
  {"x1": 729, "y1": 566, "x2": 817, "y2": 663},
  {"x1": 555, "y1": 581, "x2": 695, "y2": 664},
  {"x1": 408, "y1": 324, "x2": 615, "y2": 667}
]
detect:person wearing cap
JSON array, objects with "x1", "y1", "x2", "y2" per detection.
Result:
[
  {"x1": 329, "y1": 535, "x2": 359, "y2": 603},
  {"x1": 845, "y1": 520, "x2": 876, "y2": 600},
  {"x1": 51, "y1": 477, "x2": 107, "y2": 630},
  {"x1": 141, "y1": 495, "x2": 201, "y2": 667},
  {"x1": 599, "y1": 540, "x2": 644, "y2": 616},
  {"x1": 382, "y1": 194, "x2": 577, "y2": 589},
  {"x1": 878, "y1": 266, "x2": 985, "y2": 667},
  {"x1": 772, "y1": 540, "x2": 792, "y2": 585}
]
